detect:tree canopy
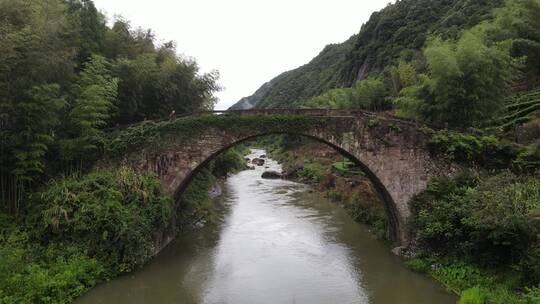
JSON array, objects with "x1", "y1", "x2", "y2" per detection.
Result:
[{"x1": 0, "y1": 0, "x2": 220, "y2": 213}]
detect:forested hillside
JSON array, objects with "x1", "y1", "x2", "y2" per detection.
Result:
[
  {"x1": 231, "y1": 0, "x2": 505, "y2": 109},
  {"x1": 251, "y1": 35, "x2": 357, "y2": 109},
  {"x1": 340, "y1": 0, "x2": 504, "y2": 86}
]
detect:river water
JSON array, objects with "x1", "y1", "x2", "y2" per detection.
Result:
[{"x1": 76, "y1": 149, "x2": 456, "y2": 304}]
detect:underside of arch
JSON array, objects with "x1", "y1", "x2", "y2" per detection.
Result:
[{"x1": 172, "y1": 132, "x2": 402, "y2": 244}]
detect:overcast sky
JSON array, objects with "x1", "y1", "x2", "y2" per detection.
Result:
[{"x1": 93, "y1": 0, "x2": 389, "y2": 110}]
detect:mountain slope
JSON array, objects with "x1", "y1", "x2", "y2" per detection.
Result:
[
  {"x1": 230, "y1": 35, "x2": 356, "y2": 109},
  {"x1": 341, "y1": 0, "x2": 503, "y2": 85},
  {"x1": 229, "y1": 81, "x2": 274, "y2": 110},
  {"x1": 230, "y1": 0, "x2": 503, "y2": 109}
]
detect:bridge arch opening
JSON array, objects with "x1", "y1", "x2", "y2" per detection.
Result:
[{"x1": 172, "y1": 132, "x2": 402, "y2": 243}]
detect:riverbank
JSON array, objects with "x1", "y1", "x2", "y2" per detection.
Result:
[
  {"x1": 406, "y1": 171, "x2": 540, "y2": 303},
  {"x1": 258, "y1": 135, "x2": 540, "y2": 303},
  {"x1": 0, "y1": 147, "x2": 247, "y2": 304}
]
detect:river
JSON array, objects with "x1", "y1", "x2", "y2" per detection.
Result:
[{"x1": 76, "y1": 149, "x2": 456, "y2": 304}]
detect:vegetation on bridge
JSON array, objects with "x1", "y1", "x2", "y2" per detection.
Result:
[{"x1": 105, "y1": 114, "x2": 321, "y2": 157}]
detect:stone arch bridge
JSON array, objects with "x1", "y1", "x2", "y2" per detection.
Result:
[{"x1": 106, "y1": 109, "x2": 458, "y2": 245}]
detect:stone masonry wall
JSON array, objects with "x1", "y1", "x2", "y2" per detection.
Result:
[{"x1": 126, "y1": 111, "x2": 458, "y2": 245}]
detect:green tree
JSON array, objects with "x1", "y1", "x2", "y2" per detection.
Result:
[
  {"x1": 66, "y1": 0, "x2": 108, "y2": 66},
  {"x1": 114, "y1": 44, "x2": 219, "y2": 123},
  {"x1": 304, "y1": 77, "x2": 390, "y2": 111},
  {"x1": 0, "y1": 0, "x2": 74, "y2": 213},
  {"x1": 400, "y1": 31, "x2": 519, "y2": 127},
  {"x1": 10, "y1": 86, "x2": 65, "y2": 213},
  {"x1": 305, "y1": 88, "x2": 353, "y2": 109},
  {"x1": 488, "y1": 0, "x2": 540, "y2": 77},
  {"x1": 102, "y1": 18, "x2": 155, "y2": 60},
  {"x1": 393, "y1": 74, "x2": 430, "y2": 120},
  {"x1": 351, "y1": 77, "x2": 389, "y2": 111},
  {"x1": 388, "y1": 61, "x2": 420, "y2": 95},
  {"x1": 59, "y1": 55, "x2": 118, "y2": 170}
]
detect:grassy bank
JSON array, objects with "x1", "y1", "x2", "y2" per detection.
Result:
[{"x1": 0, "y1": 147, "x2": 247, "y2": 304}]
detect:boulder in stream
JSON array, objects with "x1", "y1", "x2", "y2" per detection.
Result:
[
  {"x1": 251, "y1": 158, "x2": 265, "y2": 166},
  {"x1": 261, "y1": 171, "x2": 282, "y2": 179}
]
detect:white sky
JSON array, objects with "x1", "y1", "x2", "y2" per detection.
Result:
[{"x1": 93, "y1": 0, "x2": 390, "y2": 110}]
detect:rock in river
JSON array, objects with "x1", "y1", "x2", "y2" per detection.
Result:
[
  {"x1": 261, "y1": 171, "x2": 282, "y2": 179},
  {"x1": 251, "y1": 158, "x2": 265, "y2": 166}
]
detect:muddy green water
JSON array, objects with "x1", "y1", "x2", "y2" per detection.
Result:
[{"x1": 76, "y1": 149, "x2": 456, "y2": 304}]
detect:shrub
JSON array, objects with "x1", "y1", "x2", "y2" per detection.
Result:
[
  {"x1": 410, "y1": 172, "x2": 539, "y2": 264},
  {"x1": 0, "y1": 228, "x2": 108, "y2": 304},
  {"x1": 462, "y1": 174, "x2": 538, "y2": 263},
  {"x1": 428, "y1": 130, "x2": 520, "y2": 169},
  {"x1": 298, "y1": 162, "x2": 327, "y2": 184},
  {"x1": 39, "y1": 166, "x2": 173, "y2": 272},
  {"x1": 514, "y1": 140, "x2": 540, "y2": 172},
  {"x1": 412, "y1": 255, "x2": 528, "y2": 303},
  {"x1": 524, "y1": 286, "x2": 540, "y2": 304},
  {"x1": 210, "y1": 148, "x2": 248, "y2": 177},
  {"x1": 459, "y1": 286, "x2": 489, "y2": 304},
  {"x1": 406, "y1": 258, "x2": 432, "y2": 273},
  {"x1": 344, "y1": 195, "x2": 387, "y2": 238},
  {"x1": 520, "y1": 244, "x2": 540, "y2": 286},
  {"x1": 432, "y1": 260, "x2": 494, "y2": 292},
  {"x1": 411, "y1": 171, "x2": 540, "y2": 302},
  {"x1": 176, "y1": 168, "x2": 218, "y2": 229},
  {"x1": 458, "y1": 286, "x2": 521, "y2": 304},
  {"x1": 409, "y1": 171, "x2": 479, "y2": 252}
]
